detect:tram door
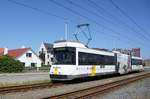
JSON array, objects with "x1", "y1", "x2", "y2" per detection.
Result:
[
  {"x1": 117, "y1": 53, "x2": 129, "y2": 74},
  {"x1": 127, "y1": 56, "x2": 132, "y2": 72},
  {"x1": 115, "y1": 53, "x2": 119, "y2": 73}
]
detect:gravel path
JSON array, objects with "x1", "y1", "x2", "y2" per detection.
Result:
[{"x1": 94, "y1": 77, "x2": 150, "y2": 99}]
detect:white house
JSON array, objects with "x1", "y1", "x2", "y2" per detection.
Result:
[
  {"x1": 38, "y1": 42, "x2": 53, "y2": 65},
  {"x1": 8, "y1": 48, "x2": 42, "y2": 67}
]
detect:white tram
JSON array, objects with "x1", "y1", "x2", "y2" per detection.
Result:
[{"x1": 49, "y1": 40, "x2": 143, "y2": 81}]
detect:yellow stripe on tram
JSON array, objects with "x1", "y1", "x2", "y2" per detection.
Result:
[
  {"x1": 54, "y1": 68, "x2": 59, "y2": 75},
  {"x1": 91, "y1": 65, "x2": 96, "y2": 76}
]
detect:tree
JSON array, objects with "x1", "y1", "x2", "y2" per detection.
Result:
[{"x1": 0, "y1": 55, "x2": 24, "y2": 73}]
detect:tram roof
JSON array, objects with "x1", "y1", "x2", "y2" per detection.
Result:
[
  {"x1": 53, "y1": 40, "x2": 87, "y2": 48},
  {"x1": 53, "y1": 40, "x2": 142, "y2": 58},
  {"x1": 132, "y1": 56, "x2": 142, "y2": 60}
]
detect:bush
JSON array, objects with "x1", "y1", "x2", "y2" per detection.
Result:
[
  {"x1": 42, "y1": 64, "x2": 51, "y2": 67},
  {"x1": 23, "y1": 66, "x2": 50, "y2": 72},
  {"x1": 0, "y1": 55, "x2": 24, "y2": 73}
]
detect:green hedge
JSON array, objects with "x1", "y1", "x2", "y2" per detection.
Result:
[
  {"x1": 42, "y1": 64, "x2": 51, "y2": 67},
  {"x1": 0, "y1": 55, "x2": 24, "y2": 73},
  {"x1": 23, "y1": 66, "x2": 50, "y2": 72}
]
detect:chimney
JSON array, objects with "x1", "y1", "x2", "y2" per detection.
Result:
[{"x1": 4, "y1": 48, "x2": 8, "y2": 55}]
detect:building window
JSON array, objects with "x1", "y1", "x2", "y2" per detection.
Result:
[
  {"x1": 26, "y1": 53, "x2": 32, "y2": 57},
  {"x1": 47, "y1": 55, "x2": 49, "y2": 58},
  {"x1": 22, "y1": 62, "x2": 25, "y2": 66},
  {"x1": 39, "y1": 53, "x2": 45, "y2": 63},
  {"x1": 42, "y1": 48, "x2": 44, "y2": 52},
  {"x1": 47, "y1": 62, "x2": 49, "y2": 65},
  {"x1": 31, "y1": 63, "x2": 36, "y2": 68},
  {"x1": 51, "y1": 58, "x2": 54, "y2": 62}
]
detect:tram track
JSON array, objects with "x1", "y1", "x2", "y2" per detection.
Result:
[
  {"x1": 46, "y1": 72, "x2": 150, "y2": 99},
  {"x1": 0, "y1": 72, "x2": 149, "y2": 99},
  {"x1": 0, "y1": 82, "x2": 62, "y2": 94}
]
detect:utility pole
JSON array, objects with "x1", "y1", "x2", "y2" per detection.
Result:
[
  {"x1": 113, "y1": 37, "x2": 116, "y2": 49},
  {"x1": 65, "y1": 22, "x2": 68, "y2": 40}
]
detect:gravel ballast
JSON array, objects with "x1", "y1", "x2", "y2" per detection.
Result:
[{"x1": 94, "y1": 77, "x2": 150, "y2": 99}]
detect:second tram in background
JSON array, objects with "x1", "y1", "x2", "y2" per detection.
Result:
[{"x1": 49, "y1": 40, "x2": 143, "y2": 81}]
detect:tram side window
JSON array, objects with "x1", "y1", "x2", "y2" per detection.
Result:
[
  {"x1": 104, "y1": 56, "x2": 115, "y2": 65},
  {"x1": 78, "y1": 52, "x2": 115, "y2": 65},
  {"x1": 131, "y1": 59, "x2": 142, "y2": 65}
]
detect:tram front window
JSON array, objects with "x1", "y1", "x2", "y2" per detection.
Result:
[{"x1": 53, "y1": 47, "x2": 76, "y2": 65}]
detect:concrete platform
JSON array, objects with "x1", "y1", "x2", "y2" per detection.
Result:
[{"x1": 0, "y1": 72, "x2": 50, "y2": 87}]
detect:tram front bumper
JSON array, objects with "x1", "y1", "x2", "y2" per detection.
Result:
[{"x1": 50, "y1": 74, "x2": 75, "y2": 81}]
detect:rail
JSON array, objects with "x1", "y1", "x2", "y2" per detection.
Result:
[
  {"x1": 0, "y1": 82, "x2": 62, "y2": 94},
  {"x1": 46, "y1": 72, "x2": 150, "y2": 99}
]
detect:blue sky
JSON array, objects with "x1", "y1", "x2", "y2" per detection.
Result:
[{"x1": 0, "y1": 0, "x2": 150, "y2": 59}]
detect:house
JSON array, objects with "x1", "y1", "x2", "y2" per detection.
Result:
[
  {"x1": 8, "y1": 48, "x2": 42, "y2": 67},
  {"x1": 0, "y1": 48, "x2": 4, "y2": 56},
  {"x1": 38, "y1": 42, "x2": 53, "y2": 65},
  {"x1": 0, "y1": 48, "x2": 8, "y2": 56}
]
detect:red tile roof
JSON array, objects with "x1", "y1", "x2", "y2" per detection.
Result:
[
  {"x1": 8, "y1": 48, "x2": 30, "y2": 58},
  {"x1": 0, "y1": 48, "x2": 4, "y2": 56}
]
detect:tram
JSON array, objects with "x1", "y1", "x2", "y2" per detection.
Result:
[{"x1": 49, "y1": 40, "x2": 143, "y2": 81}]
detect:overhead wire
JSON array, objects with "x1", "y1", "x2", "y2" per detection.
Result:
[
  {"x1": 87, "y1": 0, "x2": 148, "y2": 43},
  {"x1": 8, "y1": 0, "x2": 149, "y2": 50},
  {"x1": 7, "y1": 0, "x2": 68, "y2": 21},
  {"x1": 67, "y1": 0, "x2": 140, "y2": 42},
  {"x1": 48, "y1": 0, "x2": 123, "y2": 37},
  {"x1": 48, "y1": 0, "x2": 140, "y2": 47},
  {"x1": 49, "y1": 0, "x2": 150, "y2": 48},
  {"x1": 49, "y1": 0, "x2": 133, "y2": 47},
  {"x1": 8, "y1": 0, "x2": 133, "y2": 46},
  {"x1": 109, "y1": 0, "x2": 150, "y2": 41},
  {"x1": 64, "y1": 0, "x2": 148, "y2": 47},
  {"x1": 67, "y1": 0, "x2": 118, "y2": 27}
]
